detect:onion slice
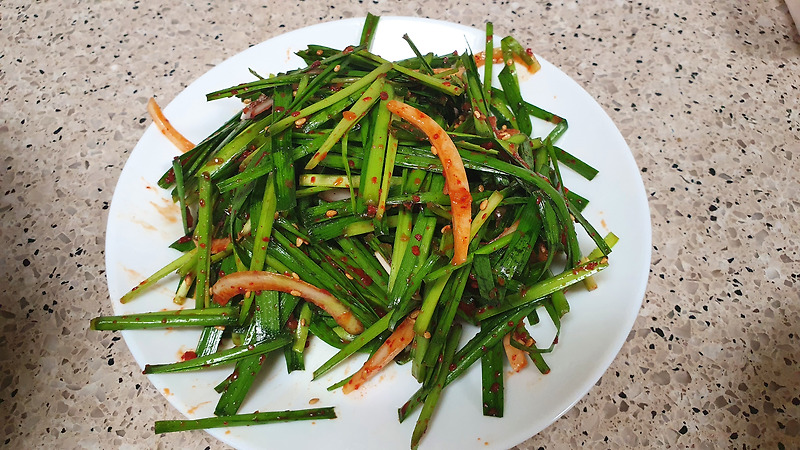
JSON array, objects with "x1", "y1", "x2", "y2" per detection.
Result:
[
  {"x1": 211, "y1": 271, "x2": 364, "y2": 335},
  {"x1": 240, "y1": 94, "x2": 274, "y2": 120},
  {"x1": 386, "y1": 100, "x2": 472, "y2": 265},
  {"x1": 487, "y1": 219, "x2": 520, "y2": 244},
  {"x1": 342, "y1": 311, "x2": 417, "y2": 394},
  {"x1": 502, "y1": 333, "x2": 528, "y2": 372},
  {"x1": 147, "y1": 98, "x2": 195, "y2": 153}
]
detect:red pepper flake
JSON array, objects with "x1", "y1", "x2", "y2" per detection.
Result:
[
  {"x1": 343, "y1": 45, "x2": 355, "y2": 54},
  {"x1": 363, "y1": 97, "x2": 372, "y2": 101},
  {"x1": 342, "y1": 111, "x2": 357, "y2": 121},
  {"x1": 443, "y1": 81, "x2": 451, "y2": 87},
  {"x1": 291, "y1": 111, "x2": 301, "y2": 117},
  {"x1": 199, "y1": 243, "x2": 206, "y2": 249},
  {"x1": 348, "y1": 265, "x2": 374, "y2": 287},
  {"x1": 411, "y1": 245, "x2": 420, "y2": 256},
  {"x1": 177, "y1": 235, "x2": 192, "y2": 244},
  {"x1": 380, "y1": 91, "x2": 389, "y2": 100},
  {"x1": 371, "y1": 176, "x2": 378, "y2": 184},
  {"x1": 180, "y1": 351, "x2": 197, "y2": 361},
  {"x1": 414, "y1": 234, "x2": 422, "y2": 241},
  {"x1": 411, "y1": 194, "x2": 421, "y2": 203},
  {"x1": 526, "y1": 48, "x2": 534, "y2": 56},
  {"x1": 164, "y1": 170, "x2": 176, "y2": 184},
  {"x1": 275, "y1": 106, "x2": 285, "y2": 114}
]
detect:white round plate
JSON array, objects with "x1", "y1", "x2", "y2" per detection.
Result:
[{"x1": 106, "y1": 16, "x2": 651, "y2": 450}]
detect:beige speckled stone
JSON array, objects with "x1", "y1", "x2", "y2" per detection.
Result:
[{"x1": 1, "y1": 0, "x2": 798, "y2": 449}]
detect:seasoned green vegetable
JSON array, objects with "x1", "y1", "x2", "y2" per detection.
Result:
[{"x1": 93, "y1": 14, "x2": 616, "y2": 449}]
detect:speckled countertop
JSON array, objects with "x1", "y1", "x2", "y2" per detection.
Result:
[{"x1": 2, "y1": 1, "x2": 799, "y2": 448}]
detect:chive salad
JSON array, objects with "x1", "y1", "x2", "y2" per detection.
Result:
[{"x1": 94, "y1": 14, "x2": 617, "y2": 449}]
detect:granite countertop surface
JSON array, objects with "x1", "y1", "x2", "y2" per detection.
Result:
[{"x1": 2, "y1": 0, "x2": 798, "y2": 448}]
